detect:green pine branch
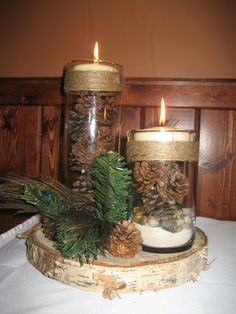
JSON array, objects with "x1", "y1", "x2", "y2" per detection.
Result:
[
  {"x1": 0, "y1": 162, "x2": 133, "y2": 262},
  {"x1": 0, "y1": 173, "x2": 112, "y2": 262},
  {"x1": 90, "y1": 151, "x2": 133, "y2": 223},
  {"x1": 55, "y1": 210, "x2": 112, "y2": 263}
]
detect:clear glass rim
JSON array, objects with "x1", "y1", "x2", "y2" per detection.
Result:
[{"x1": 129, "y1": 128, "x2": 197, "y2": 134}]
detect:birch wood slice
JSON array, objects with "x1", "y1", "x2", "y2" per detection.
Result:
[{"x1": 26, "y1": 228, "x2": 208, "y2": 299}]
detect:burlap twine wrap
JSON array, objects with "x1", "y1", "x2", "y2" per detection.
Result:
[
  {"x1": 64, "y1": 70, "x2": 123, "y2": 93},
  {"x1": 126, "y1": 140, "x2": 199, "y2": 162}
]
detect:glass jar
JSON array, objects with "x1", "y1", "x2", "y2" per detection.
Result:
[
  {"x1": 126, "y1": 128, "x2": 199, "y2": 253},
  {"x1": 63, "y1": 60, "x2": 123, "y2": 199}
]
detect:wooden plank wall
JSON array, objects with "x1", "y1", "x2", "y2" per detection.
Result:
[
  {"x1": 0, "y1": 77, "x2": 236, "y2": 232},
  {"x1": 0, "y1": 78, "x2": 63, "y2": 232}
]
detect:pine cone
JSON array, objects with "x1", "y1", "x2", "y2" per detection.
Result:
[
  {"x1": 75, "y1": 93, "x2": 116, "y2": 125},
  {"x1": 157, "y1": 163, "x2": 189, "y2": 204},
  {"x1": 76, "y1": 92, "x2": 102, "y2": 111},
  {"x1": 68, "y1": 109, "x2": 89, "y2": 142},
  {"x1": 40, "y1": 215, "x2": 56, "y2": 240},
  {"x1": 133, "y1": 161, "x2": 189, "y2": 210},
  {"x1": 133, "y1": 161, "x2": 167, "y2": 193},
  {"x1": 72, "y1": 167, "x2": 94, "y2": 201},
  {"x1": 72, "y1": 126, "x2": 114, "y2": 165},
  {"x1": 141, "y1": 187, "x2": 165, "y2": 212},
  {"x1": 109, "y1": 221, "x2": 143, "y2": 258},
  {"x1": 75, "y1": 102, "x2": 114, "y2": 126},
  {"x1": 68, "y1": 152, "x2": 81, "y2": 171}
]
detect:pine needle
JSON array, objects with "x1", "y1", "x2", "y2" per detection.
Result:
[
  {"x1": 55, "y1": 209, "x2": 113, "y2": 263},
  {"x1": 90, "y1": 152, "x2": 133, "y2": 223}
]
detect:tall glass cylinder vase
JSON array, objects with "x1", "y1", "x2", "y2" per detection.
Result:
[
  {"x1": 63, "y1": 60, "x2": 123, "y2": 200},
  {"x1": 126, "y1": 129, "x2": 199, "y2": 253}
]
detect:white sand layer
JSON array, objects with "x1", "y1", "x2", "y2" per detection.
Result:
[{"x1": 135, "y1": 224, "x2": 193, "y2": 248}]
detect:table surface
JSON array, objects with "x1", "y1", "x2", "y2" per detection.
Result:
[{"x1": 0, "y1": 216, "x2": 235, "y2": 314}]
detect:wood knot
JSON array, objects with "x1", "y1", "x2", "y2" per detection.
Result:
[
  {"x1": 21, "y1": 96, "x2": 28, "y2": 105},
  {"x1": 1, "y1": 112, "x2": 17, "y2": 131},
  {"x1": 21, "y1": 95, "x2": 37, "y2": 105}
]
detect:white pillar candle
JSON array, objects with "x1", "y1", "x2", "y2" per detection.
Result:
[
  {"x1": 133, "y1": 98, "x2": 193, "y2": 142},
  {"x1": 72, "y1": 62, "x2": 118, "y2": 72},
  {"x1": 72, "y1": 41, "x2": 118, "y2": 73},
  {"x1": 134, "y1": 127, "x2": 193, "y2": 142}
]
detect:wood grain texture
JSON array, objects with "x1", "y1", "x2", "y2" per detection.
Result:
[
  {"x1": 41, "y1": 106, "x2": 61, "y2": 179},
  {"x1": 1, "y1": 77, "x2": 236, "y2": 108},
  {"x1": 0, "y1": 211, "x2": 33, "y2": 234},
  {"x1": 0, "y1": 79, "x2": 63, "y2": 232},
  {"x1": 197, "y1": 110, "x2": 236, "y2": 219},
  {"x1": 229, "y1": 113, "x2": 236, "y2": 220},
  {"x1": 0, "y1": 105, "x2": 41, "y2": 176},
  {"x1": 0, "y1": 77, "x2": 63, "y2": 106},
  {"x1": 118, "y1": 107, "x2": 141, "y2": 156},
  {"x1": 121, "y1": 78, "x2": 236, "y2": 109},
  {"x1": 143, "y1": 107, "x2": 195, "y2": 130},
  {"x1": 27, "y1": 228, "x2": 208, "y2": 299}
]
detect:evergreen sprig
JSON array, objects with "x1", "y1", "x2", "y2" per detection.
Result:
[
  {"x1": 90, "y1": 151, "x2": 133, "y2": 223},
  {"x1": 0, "y1": 173, "x2": 109, "y2": 262},
  {"x1": 55, "y1": 210, "x2": 111, "y2": 263},
  {"x1": 0, "y1": 153, "x2": 133, "y2": 263},
  {"x1": 19, "y1": 181, "x2": 112, "y2": 262}
]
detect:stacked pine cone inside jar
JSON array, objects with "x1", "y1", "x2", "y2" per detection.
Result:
[
  {"x1": 68, "y1": 92, "x2": 117, "y2": 199},
  {"x1": 132, "y1": 161, "x2": 192, "y2": 233}
]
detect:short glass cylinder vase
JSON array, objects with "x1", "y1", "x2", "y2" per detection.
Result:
[
  {"x1": 126, "y1": 128, "x2": 199, "y2": 253},
  {"x1": 63, "y1": 60, "x2": 123, "y2": 199}
]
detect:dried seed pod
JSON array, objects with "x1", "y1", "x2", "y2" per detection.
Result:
[
  {"x1": 133, "y1": 161, "x2": 189, "y2": 211},
  {"x1": 72, "y1": 127, "x2": 114, "y2": 165},
  {"x1": 72, "y1": 167, "x2": 94, "y2": 201},
  {"x1": 68, "y1": 110, "x2": 89, "y2": 142},
  {"x1": 157, "y1": 165, "x2": 189, "y2": 204},
  {"x1": 40, "y1": 215, "x2": 56, "y2": 241},
  {"x1": 133, "y1": 161, "x2": 167, "y2": 193},
  {"x1": 109, "y1": 221, "x2": 143, "y2": 258}
]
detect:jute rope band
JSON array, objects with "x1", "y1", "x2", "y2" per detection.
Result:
[
  {"x1": 126, "y1": 140, "x2": 199, "y2": 161},
  {"x1": 64, "y1": 70, "x2": 123, "y2": 93}
]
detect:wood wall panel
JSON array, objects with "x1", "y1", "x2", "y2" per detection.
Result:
[
  {"x1": 0, "y1": 105, "x2": 43, "y2": 233},
  {"x1": 143, "y1": 107, "x2": 196, "y2": 130},
  {"x1": 197, "y1": 110, "x2": 236, "y2": 219},
  {"x1": 118, "y1": 107, "x2": 141, "y2": 156},
  {"x1": 229, "y1": 113, "x2": 236, "y2": 220},
  {"x1": 0, "y1": 79, "x2": 63, "y2": 232},
  {"x1": 41, "y1": 106, "x2": 61, "y2": 179},
  {"x1": 19, "y1": 106, "x2": 42, "y2": 176},
  {"x1": 0, "y1": 105, "x2": 41, "y2": 176},
  {"x1": 121, "y1": 79, "x2": 236, "y2": 109},
  {"x1": 0, "y1": 106, "x2": 21, "y2": 173},
  {"x1": 0, "y1": 211, "x2": 34, "y2": 234},
  {"x1": 142, "y1": 107, "x2": 159, "y2": 128},
  {"x1": 0, "y1": 78, "x2": 62, "y2": 106}
]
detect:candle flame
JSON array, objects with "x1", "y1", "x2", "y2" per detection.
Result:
[
  {"x1": 94, "y1": 42, "x2": 99, "y2": 63},
  {"x1": 104, "y1": 104, "x2": 107, "y2": 122},
  {"x1": 159, "y1": 97, "x2": 166, "y2": 126}
]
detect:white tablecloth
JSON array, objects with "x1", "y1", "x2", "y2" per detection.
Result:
[{"x1": 0, "y1": 217, "x2": 235, "y2": 314}]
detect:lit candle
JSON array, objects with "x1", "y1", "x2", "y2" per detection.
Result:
[
  {"x1": 134, "y1": 98, "x2": 193, "y2": 142},
  {"x1": 72, "y1": 42, "x2": 118, "y2": 73}
]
